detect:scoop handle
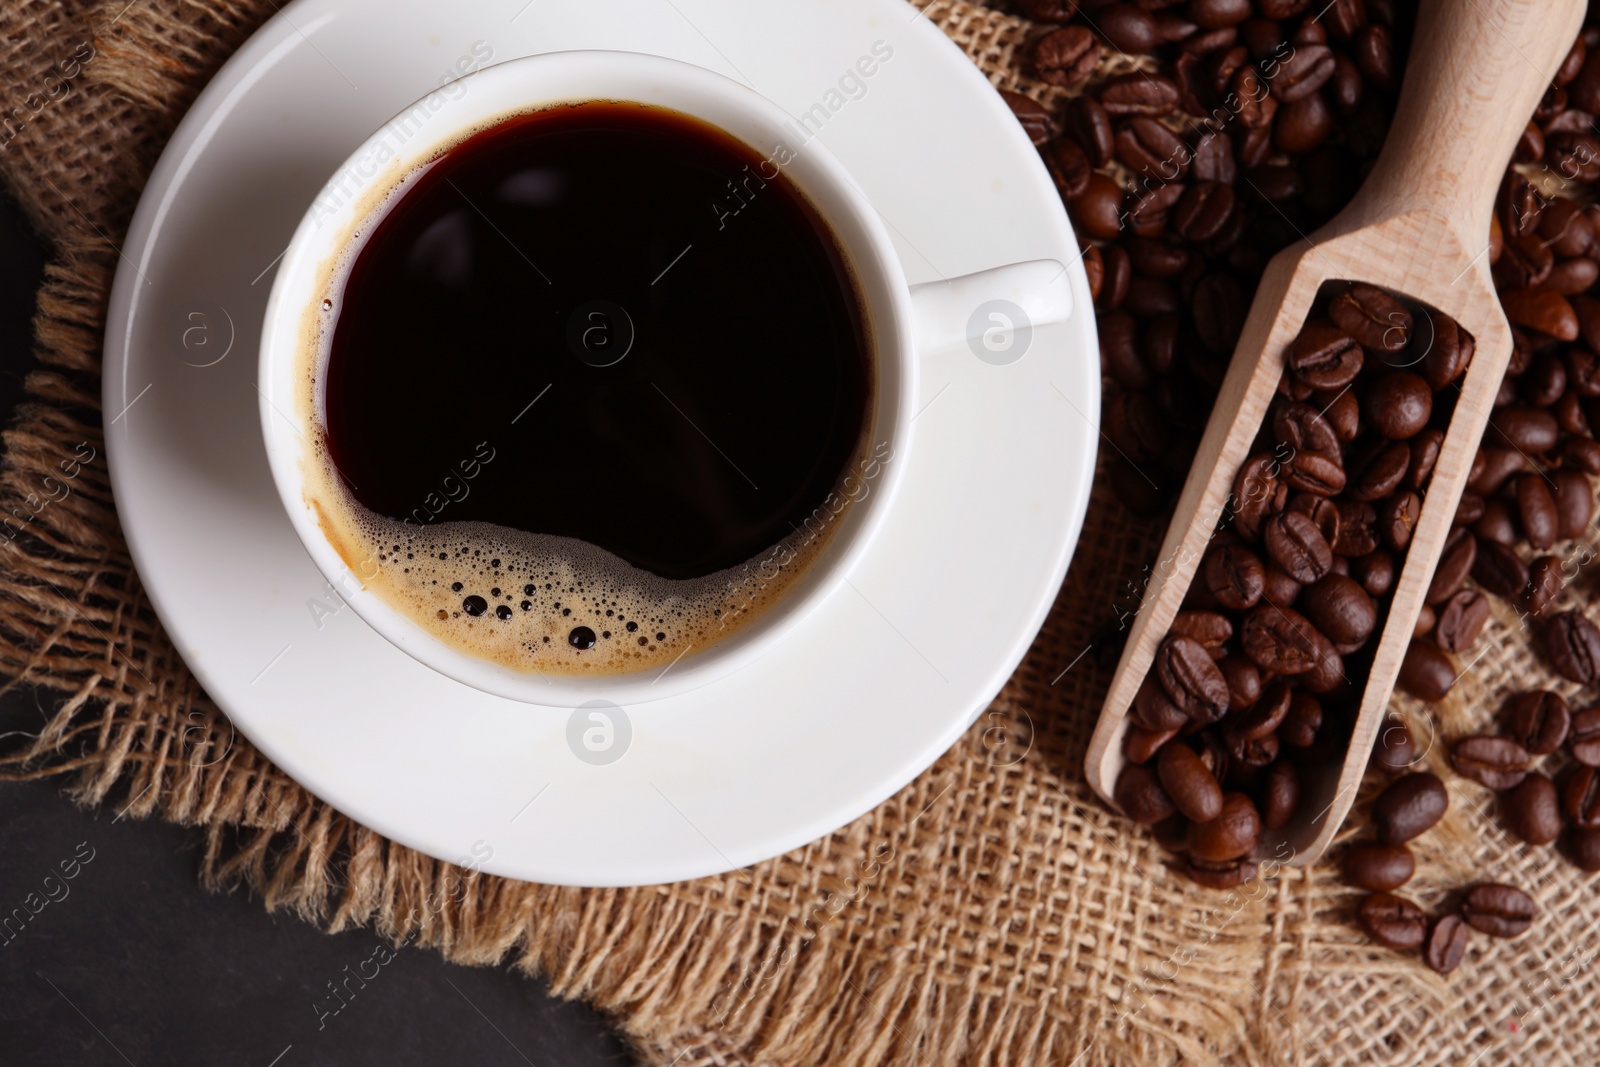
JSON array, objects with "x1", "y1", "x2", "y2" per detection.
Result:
[{"x1": 1351, "y1": 0, "x2": 1586, "y2": 233}]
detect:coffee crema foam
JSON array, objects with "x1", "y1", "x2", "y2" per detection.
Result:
[{"x1": 308, "y1": 476, "x2": 845, "y2": 675}]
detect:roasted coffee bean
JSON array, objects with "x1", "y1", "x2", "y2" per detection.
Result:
[
  {"x1": 1460, "y1": 883, "x2": 1536, "y2": 939},
  {"x1": 1067, "y1": 96, "x2": 1114, "y2": 166},
  {"x1": 1272, "y1": 401, "x2": 1340, "y2": 454},
  {"x1": 1218, "y1": 655, "x2": 1262, "y2": 710},
  {"x1": 1351, "y1": 549, "x2": 1395, "y2": 598},
  {"x1": 1187, "y1": 792, "x2": 1261, "y2": 862},
  {"x1": 1221, "y1": 680, "x2": 1290, "y2": 741},
  {"x1": 1329, "y1": 283, "x2": 1410, "y2": 353},
  {"x1": 1433, "y1": 589, "x2": 1488, "y2": 653},
  {"x1": 1128, "y1": 181, "x2": 1185, "y2": 237},
  {"x1": 1524, "y1": 352, "x2": 1569, "y2": 406},
  {"x1": 1398, "y1": 640, "x2": 1455, "y2": 702},
  {"x1": 1301, "y1": 630, "x2": 1344, "y2": 694},
  {"x1": 1171, "y1": 181, "x2": 1235, "y2": 241},
  {"x1": 1545, "y1": 611, "x2": 1600, "y2": 685},
  {"x1": 1072, "y1": 173, "x2": 1127, "y2": 240},
  {"x1": 1188, "y1": 0, "x2": 1251, "y2": 29},
  {"x1": 1570, "y1": 707, "x2": 1600, "y2": 765},
  {"x1": 1241, "y1": 604, "x2": 1322, "y2": 674},
  {"x1": 1275, "y1": 93, "x2": 1333, "y2": 154},
  {"x1": 1274, "y1": 43, "x2": 1336, "y2": 103},
  {"x1": 1101, "y1": 312, "x2": 1152, "y2": 390},
  {"x1": 1473, "y1": 539, "x2": 1531, "y2": 599},
  {"x1": 1228, "y1": 454, "x2": 1292, "y2": 543},
  {"x1": 1565, "y1": 436, "x2": 1600, "y2": 473},
  {"x1": 1413, "y1": 604, "x2": 1436, "y2": 638},
  {"x1": 1552, "y1": 468, "x2": 1593, "y2": 539},
  {"x1": 1504, "y1": 772, "x2": 1562, "y2": 845},
  {"x1": 1115, "y1": 762, "x2": 1177, "y2": 824},
  {"x1": 1185, "y1": 858, "x2": 1259, "y2": 888},
  {"x1": 1469, "y1": 447, "x2": 1527, "y2": 497},
  {"x1": 1561, "y1": 765, "x2": 1600, "y2": 827},
  {"x1": 1568, "y1": 827, "x2": 1600, "y2": 871},
  {"x1": 1451, "y1": 736, "x2": 1530, "y2": 791},
  {"x1": 1341, "y1": 843, "x2": 1415, "y2": 891},
  {"x1": 1280, "y1": 691, "x2": 1323, "y2": 748},
  {"x1": 1425, "y1": 530, "x2": 1477, "y2": 605},
  {"x1": 1099, "y1": 242, "x2": 1132, "y2": 309},
  {"x1": 1000, "y1": 90, "x2": 1053, "y2": 145},
  {"x1": 1320, "y1": 387, "x2": 1361, "y2": 441},
  {"x1": 1474, "y1": 498, "x2": 1519, "y2": 546},
  {"x1": 1157, "y1": 635, "x2": 1231, "y2": 721},
  {"x1": 1299, "y1": 574, "x2": 1377, "y2": 645},
  {"x1": 1116, "y1": 117, "x2": 1188, "y2": 180},
  {"x1": 1290, "y1": 493, "x2": 1341, "y2": 544},
  {"x1": 1033, "y1": 26, "x2": 1102, "y2": 87},
  {"x1": 1226, "y1": 727, "x2": 1279, "y2": 769},
  {"x1": 1169, "y1": 610, "x2": 1233, "y2": 656},
  {"x1": 1261, "y1": 563, "x2": 1303, "y2": 605},
  {"x1": 1133, "y1": 674, "x2": 1190, "y2": 731},
  {"x1": 1045, "y1": 136, "x2": 1093, "y2": 198},
  {"x1": 1125, "y1": 725, "x2": 1178, "y2": 765},
  {"x1": 1264, "y1": 510, "x2": 1334, "y2": 583},
  {"x1": 1515, "y1": 472, "x2": 1559, "y2": 550},
  {"x1": 1203, "y1": 543, "x2": 1266, "y2": 610},
  {"x1": 1260, "y1": 760, "x2": 1300, "y2": 830},
  {"x1": 1158, "y1": 740, "x2": 1225, "y2": 822},
  {"x1": 1358, "y1": 892, "x2": 1427, "y2": 950},
  {"x1": 1370, "y1": 715, "x2": 1416, "y2": 773},
  {"x1": 1373, "y1": 772, "x2": 1448, "y2": 845},
  {"x1": 1488, "y1": 406, "x2": 1560, "y2": 454},
  {"x1": 1331, "y1": 501, "x2": 1379, "y2": 557},
  {"x1": 1013, "y1": 0, "x2": 1080, "y2": 21},
  {"x1": 1347, "y1": 440, "x2": 1411, "y2": 502},
  {"x1": 1379, "y1": 491, "x2": 1421, "y2": 551},
  {"x1": 1526, "y1": 555, "x2": 1564, "y2": 620},
  {"x1": 1082, "y1": 245, "x2": 1105, "y2": 304},
  {"x1": 1421, "y1": 315, "x2": 1474, "y2": 390},
  {"x1": 1098, "y1": 4, "x2": 1160, "y2": 52},
  {"x1": 1405, "y1": 428, "x2": 1443, "y2": 490},
  {"x1": 1151, "y1": 813, "x2": 1190, "y2": 853},
  {"x1": 1504, "y1": 690, "x2": 1570, "y2": 756},
  {"x1": 1101, "y1": 72, "x2": 1181, "y2": 116},
  {"x1": 1364, "y1": 371, "x2": 1431, "y2": 438},
  {"x1": 1283, "y1": 449, "x2": 1347, "y2": 497},
  {"x1": 1287, "y1": 321, "x2": 1364, "y2": 389},
  {"x1": 1423, "y1": 913, "x2": 1470, "y2": 976},
  {"x1": 1453, "y1": 491, "x2": 1486, "y2": 529}
]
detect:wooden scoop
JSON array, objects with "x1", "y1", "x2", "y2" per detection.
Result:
[{"x1": 1085, "y1": 0, "x2": 1587, "y2": 866}]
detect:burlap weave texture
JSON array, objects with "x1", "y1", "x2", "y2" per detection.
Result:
[{"x1": 2, "y1": 0, "x2": 1598, "y2": 1064}]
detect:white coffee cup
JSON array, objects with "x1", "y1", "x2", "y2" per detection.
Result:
[{"x1": 259, "y1": 49, "x2": 1072, "y2": 707}]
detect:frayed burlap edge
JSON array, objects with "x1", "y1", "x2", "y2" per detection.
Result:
[{"x1": 5, "y1": 0, "x2": 1600, "y2": 1065}]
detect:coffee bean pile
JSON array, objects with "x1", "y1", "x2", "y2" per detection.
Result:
[
  {"x1": 992, "y1": 0, "x2": 1600, "y2": 967},
  {"x1": 1439, "y1": 682, "x2": 1600, "y2": 873},
  {"x1": 1112, "y1": 287, "x2": 1468, "y2": 889},
  {"x1": 1001, "y1": 0, "x2": 1412, "y2": 522},
  {"x1": 1339, "y1": 758, "x2": 1540, "y2": 974}
]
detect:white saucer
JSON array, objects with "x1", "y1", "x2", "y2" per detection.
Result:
[{"x1": 103, "y1": 0, "x2": 1098, "y2": 886}]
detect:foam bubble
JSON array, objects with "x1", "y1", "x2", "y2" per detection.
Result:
[{"x1": 315, "y1": 504, "x2": 832, "y2": 676}]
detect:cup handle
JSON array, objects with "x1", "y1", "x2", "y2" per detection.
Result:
[{"x1": 906, "y1": 259, "x2": 1074, "y2": 356}]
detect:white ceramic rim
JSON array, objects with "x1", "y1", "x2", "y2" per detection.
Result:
[{"x1": 259, "y1": 50, "x2": 918, "y2": 707}]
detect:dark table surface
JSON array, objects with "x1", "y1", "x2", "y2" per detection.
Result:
[{"x1": 0, "y1": 192, "x2": 636, "y2": 1067}]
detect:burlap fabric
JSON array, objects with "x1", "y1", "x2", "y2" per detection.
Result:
[{"x1": 3, "y1": 0, "x2": 1598, "y2": 1063}]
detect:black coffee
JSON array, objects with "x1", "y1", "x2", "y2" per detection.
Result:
[
  {"x1": 323, "y1": 102, "x2": 871, "y2": 581},
  {"x1": 310, "y1": 102, "x2": 875, "y2": 676}
]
